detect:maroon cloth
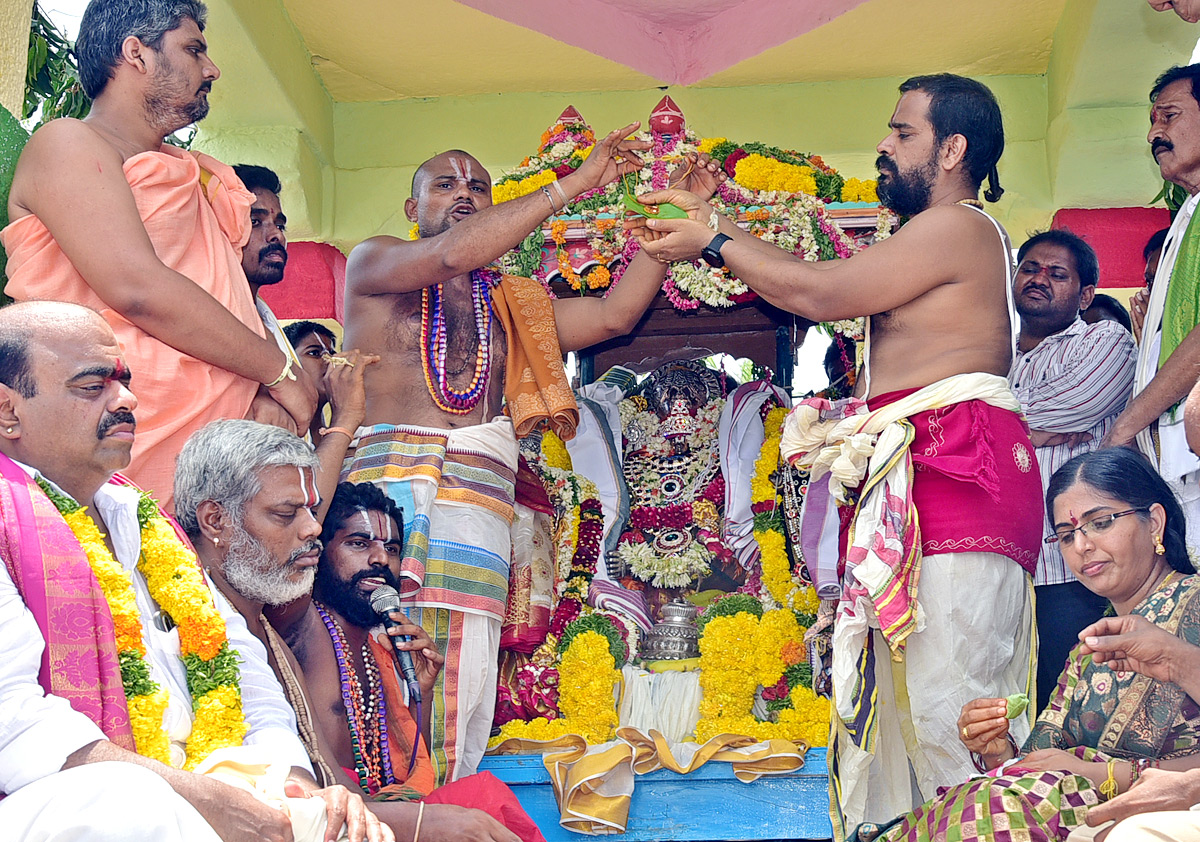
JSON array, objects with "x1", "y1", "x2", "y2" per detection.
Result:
[{"x1": 838, "y1": 387, "x2": 1044, "y2": 574}]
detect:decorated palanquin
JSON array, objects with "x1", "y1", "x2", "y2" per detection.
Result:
[{"x1": 483, "y1": 99, "x2": 882, "y2": 836}]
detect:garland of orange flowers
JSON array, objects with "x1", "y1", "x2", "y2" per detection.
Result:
[
  {"x1": 752, "y1": 408, "x2": 819, "y2": 615},
  {"x1": 695, "y1": 609, "x2": 828, "y2": 747},
  {"x1": 38, "y1": 478, "x2": 248, "y2": 769}
]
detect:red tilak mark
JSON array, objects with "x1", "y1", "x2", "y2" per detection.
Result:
[
  {"x1": 1069, "y1": 511, "x2": 1079, "y2": 526},
  {"x1": 112, "y1": 359, "x2": 128, "y2": 380}
]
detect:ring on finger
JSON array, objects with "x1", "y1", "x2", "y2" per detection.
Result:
[
  {"x1": 961, "y1": 726, "x2": 969, "y2": 739},
  {"x1": 326, "y1": 355, "x2": 355, "y2": 368}
]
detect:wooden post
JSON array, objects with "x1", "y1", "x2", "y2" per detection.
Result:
[{"x1": 0, "y1": 0, "x2": 34, "y2": 118}]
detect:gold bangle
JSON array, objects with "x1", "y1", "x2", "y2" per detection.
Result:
[
  {"x1": 319, "y1": 426, "x2": 355, "y2": 440},
  {"x1": 264, "y1": 357, "x2": 296, "y2": 388},
  {"x1": 413, "y1": 801, "x2": 425, "y2": 842}
]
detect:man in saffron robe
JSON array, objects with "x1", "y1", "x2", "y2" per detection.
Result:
[
  {"x1": 172, "y1": 426, "x2": 540, "y2": 842},
  {"x1": 1, "y1": 0, "x2": 316, "y2": 509},
  {"x1": 627, "y1": 74, "x2": 1043, "y2": 839},
  {"x1": 0, "y1": 301, "x2": 383, "y2": 841},
  {"x1": 341, "y1": 130, "x2": 725, "y2": 781}
]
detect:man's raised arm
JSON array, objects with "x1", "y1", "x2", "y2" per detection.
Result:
[
  {"x1": 627, "y1": 188, "x2": 966, "y2": 322},
  {"x1": 8, "y1": 121, "x2": 315, "y2": 425},
  {"x1": 346, "y1": 124, "x2": 650, "y2": 297}
]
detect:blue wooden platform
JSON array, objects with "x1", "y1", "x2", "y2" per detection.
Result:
[{"x1": 479, "y1": 748, "x2": 833, "y2": 840}]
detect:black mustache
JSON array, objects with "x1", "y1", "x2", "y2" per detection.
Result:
[
  {"x1": 259, "y1": 243, "x2": 287, "y2": 261},
  {"x1": 1152, "y1": 138, "x2": 1174, "y2": 157},
  {"x1": 350, "y1": 566, "x2": 401, "y2": 589},
  {"x1": 199, "y1": 82, "x2": 213, "y2": 94},
  {"x1": 97, "y1": 410, "x2": 136, "y2": 439},
  {"x1": 875, "y1": 154, "x2": 897, "y2": 174}
]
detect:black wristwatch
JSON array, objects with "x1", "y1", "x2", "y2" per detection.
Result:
[{"x1": 701, "y1": 233, "x2": 732, "y2": 268}]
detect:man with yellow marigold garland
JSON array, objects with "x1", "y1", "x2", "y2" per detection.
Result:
[{"x1": 0, "y1": 301, "x2": 386, "y2": 841}]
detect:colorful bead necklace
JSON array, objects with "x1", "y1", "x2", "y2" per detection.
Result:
[
  {"x1": 316, "y1": 602, "x2": 395, "y2": 794},
  {"x1": 419, "y1": 268, "x2": 497, "y2": 415}
]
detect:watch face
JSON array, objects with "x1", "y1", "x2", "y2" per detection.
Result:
[{"x1": 702, "y1": 234, "x2": 729, "y2": 268}]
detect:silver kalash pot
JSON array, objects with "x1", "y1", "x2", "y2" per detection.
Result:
[{"x1": 639, "y1": 599, "x2": 700, "y2": 660}]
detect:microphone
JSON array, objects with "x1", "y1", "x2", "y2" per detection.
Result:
[
  {"x1": 369, "y1": 583, "x2": 422, "y2": 776},
  {"x1": 369, "y1": 585, "x2": 422, "y2": 701}
]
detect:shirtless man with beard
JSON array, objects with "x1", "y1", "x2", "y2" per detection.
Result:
[{"x1": 627, "y1": 74, "x2": 1044, "y2": 835}]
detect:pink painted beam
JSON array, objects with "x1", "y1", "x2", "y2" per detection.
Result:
[{"x1": 454, "y1": 0, "x2": 869, "y2": 85}]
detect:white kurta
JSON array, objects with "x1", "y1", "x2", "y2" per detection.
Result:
[
  {"x1": 0, "y1": 463, "x2": 311, "y2": 834},
  {"x1": 1134, "y1": 191, "x2": 1200, "y2": 555}
]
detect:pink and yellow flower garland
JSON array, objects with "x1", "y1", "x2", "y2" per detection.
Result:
[{"x1": 39, "y1": 480, "x2": 248, "y2": 769}]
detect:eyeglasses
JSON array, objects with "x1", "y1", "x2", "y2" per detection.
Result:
[
  {"x1": 1017, "y1": 262, "x2": 1075, "y2": 283},
  {"x1": 1044, "y1": 508, "x2": 1149, "y2": 546}
]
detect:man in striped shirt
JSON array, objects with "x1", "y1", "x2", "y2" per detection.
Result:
[{"x1": 1009, "y1": 230, "x2": 1137, "y2": 709}]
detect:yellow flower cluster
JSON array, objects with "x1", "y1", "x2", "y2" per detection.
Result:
[
  {"x1": 141, "y1": 519, "x2": 227, "y2": 660},
  {"x1": 542, "y1": 429, "x2": 573, "y2": 471},
  {"x1": 752, "y1": 407, "x2": 819, "y2": 612},
  {"x1": 697, "y1": 137, "x2": 727, "y2": 155},
  {"x1": 493, "y1": 169, "x2": 558, "y2": 204},
  {"x1": 184, "y1": 686, "x2": 248, "y2": 771},
  {"x1": 408, "y1": 223, "x2": 419, "y2": 241},
  {"x1": 695, "y1": 610, "x2": 828, "y2": 746},
  {"x1": 841, "y1": 177, "x2": 879, "y2": 203},
  {"x1": 490, "y1": 630, "x2": 619, "y2": 746},
  {"x1": 64, "y1": 508, "x2": 170, "y2": 762},
  {"x1": 734, "y1": 154, "x2": 818, "y2": 196}
]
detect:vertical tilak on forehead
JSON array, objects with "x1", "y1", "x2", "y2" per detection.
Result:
[
  {"x1": 450, "y1": 156, "x2": 474, "y2": 183},
  {"x1": 383, "y1": 510, "x2": 394, "y2": 543},
  {"x1": 111, "y1": 359, "x2": 129, "y2": 380},
  {"x1": 356, "y1": 509, "x2": 375, "y2": 541},
  {"x1": 298, "y1": 467, "x2": 319, "y2": 509}
]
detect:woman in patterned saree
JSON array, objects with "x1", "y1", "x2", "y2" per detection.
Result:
[{"x1": 859, "y1": 448, "x2": 1200, "y2": 842}]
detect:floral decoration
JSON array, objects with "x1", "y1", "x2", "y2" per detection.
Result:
[
  {"x1": 695, "y1": 609, "x2": 829, "y2": 747},
  {"x1": 38, "y1": 478, "x2": 247, "y2": 770},
  {"x1": 490, "y1": 629, "x2": 619, "y2": 746},
  {"x1": 491, "y1": 118, "x2": 883, "y2": 310}
]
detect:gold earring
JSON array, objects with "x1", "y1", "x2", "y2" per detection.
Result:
[
  {"x1": 1154, "y1": 535, "x2": 1166, "y2": 556},
  {"x1": 4, "y1": 427, "x2": 12, "y2": 434},
  {"x1": 213, "y1": 537, "x2": 220, "y2": 547}
]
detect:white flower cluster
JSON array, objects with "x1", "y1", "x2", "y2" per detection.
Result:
[{"x1": 618, "y1": 541, "x2": 713, "y2": 589}]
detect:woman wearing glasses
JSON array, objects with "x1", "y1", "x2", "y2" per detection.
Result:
[{"x1": 856, "y1": 447, "x2": 1200, "y2": 842}]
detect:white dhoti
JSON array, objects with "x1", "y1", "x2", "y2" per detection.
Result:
[{"x1": 832, "y1": 552, "x2": 1035, "y2": 836}]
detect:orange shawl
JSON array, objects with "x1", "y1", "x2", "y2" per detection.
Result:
[
  {"x1": 1, "y1": 146, "x2": 261, "y2": 509},
  {"x1": 490, "y1": 273, "x2": 579, "y2": 441}
]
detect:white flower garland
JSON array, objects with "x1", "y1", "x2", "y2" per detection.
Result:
[{"x1": 618, "y1": 541, "x2": 713, "y2": 589}]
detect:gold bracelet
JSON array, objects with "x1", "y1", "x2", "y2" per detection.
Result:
[
  {"x1": 264, "y1": 357, "x2": 296, "y2": 388},
  {"x1": 319, "y1": 426, "x2": 355, "y2": 440},
  {"x1": 413, "y1": 801, "x2": 425, "y2": 842},
  {"x1": 1100, "y1": 759, "x2": 1118, "y2": 801}
]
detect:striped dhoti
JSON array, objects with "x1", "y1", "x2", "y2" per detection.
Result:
[{"x1": 344, "y1": 417, "x2": 518, "y2": 783}]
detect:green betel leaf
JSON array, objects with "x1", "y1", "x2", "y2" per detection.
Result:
[{"x1": 1005, "y1": 692, "x2": 1030, "y2": 719}]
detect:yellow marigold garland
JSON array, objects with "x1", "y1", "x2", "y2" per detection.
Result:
[
  {"x1": 493, "y1": 169, "x2": 558, "y2": 204},
  {"x1": 542, "y1": 429, "x2": 573, "y2": 472},
  {"x1": 39, "y1": 479, "x2": 248, "y2": 769},
  {"x1": 490, "y1": 630, "x2": 619, "y2": 746},
  {"x1": 695, "y1": 610, "x2": 829, "y2": 747},
  {"x1": 753, "y1": 407, "x2": 819, "y2": 615},
  {"x1": 840, "y1": 177, "x2": 879, "y2": 203},
  {"x1": 734, "y1": 154, "x2": 818, "y2": 196}
]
